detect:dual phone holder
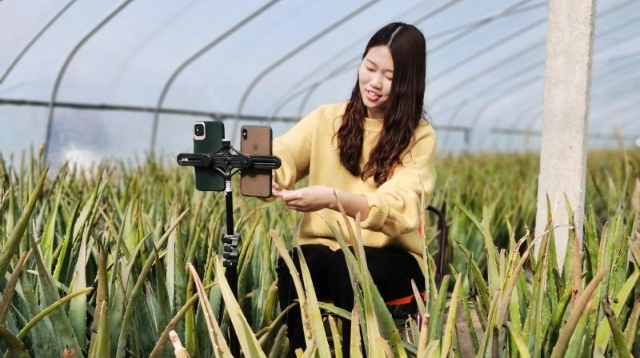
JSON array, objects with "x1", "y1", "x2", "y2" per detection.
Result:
[
  {"x1": 177, "y1": 122, "x2": 281, "y2": 267},
  {"x1": 177, "y1": 122, "x2": 281, "y2": 357}
]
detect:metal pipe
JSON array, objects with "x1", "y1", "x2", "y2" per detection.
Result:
[
  {"x1": 43, "y1": 0, "x2": 134, "y2": 163},
  {"x1": 234, "y1": 0, "x2": 381, "y2": 141},
  {"x1": 0, "y1": 98, "x2": 299, "y2": 122},
  {"x1": 270, "y1": 0, "x2": 541, "y2": 118},
  {"x1": 0, "y1": 0, "x2": 77, "y2": 84},
  {"x1": 265, "y1": 0, "x2": 461, "y2": 117},
  {"x1": 150, "y1": 0, "x2": 282, "y2": 152}
]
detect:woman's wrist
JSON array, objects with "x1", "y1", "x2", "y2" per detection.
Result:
[{"x1": 325, "y1": 187, "x2": 338, "y2": 210}]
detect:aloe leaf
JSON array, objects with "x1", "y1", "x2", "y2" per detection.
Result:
[
  {"x1": 350, "y1": 212, "x2": 406, "y2": 357},
  {"x1": 549, "y1": 270, "x2": 607, "y2": 358},
  {"x1": 542, "y1": 286, "x2": 572, "y2": 357},
  {"x1": 583, "y1": 207, "x2": 599, "y2": 281},
  {"x1": 41, "y1": 183, "x2": 62, "y2": 269},
  {"x1": 188, "y1": 263, "x2": 233, "y2": 358},
  {"x1": 266, "y1": 325, "x2": 288, "y2": 358},
  {"x1": 496, "y1": 247, "x2": 530, "y2": 329},
  {"x1": 166, "y1": 210, "x2": 178, "y2": 312},
  {"x1": 213, "y1": 257, "x2": 268, "y2": 358},
  {"x1": 594, "y1": 268, "x2": 639, "y2": 351},
  {"x1": 457, "y1": 205, "x2": 500, "y2": 295},
  {"x1": 256, "y1": 301, "x2": 296, "y2": 346},
  {"x1": 564, "y1": 296, "x2": 592, "y2": 358},
  {"x1": 428, "y1": 274, "x2": 449, "y2": 344},
  {"x1": 0, "y1": 169, "x2": 46, "y2": 276},
  {"x1": 475, "y1": 290, "x2": 499, "y2": 358},
  {"x1": 623, "y1": 295, "x2": 640, "y2": 348},
  {"x1": 441, "y1": 271, "x2": 462, "y2": 357},
  {"x1": 52, "y1": 201, "x2": 80, "y2": 281},
  {"x1": 504, "y1": 322, "x2": 531, "y2": 358},
  {"x1": 316, "y1": 301, "x2": 350, "y2": 320},
  {"x1": 525, "y1": 225, "x2": 551, "y2": 357},
  {"x1": 149, "y1": 284, "x2": 208, "y2": 358},
  {"x1": 327, "y1": 315, "x2": 343, "y2": 358},
  {"x1": 350, "y1": 308, "x2": 363, "y2": 358},
  {"x1": 87, "y1": 239, "x2": 109, "y2": 358},
  {"x1": 30, "y1": 229, "x2": 84, "y2": 357},
  {"x1": 237, "y1": 219, "x2": 259, "y2": 303},
  {"x1": 72, "y1": 171, "x2": 107, "y2": 243},
  {"x1": 0, "y1": 325, "x2": 30, "y2": 358},
  {"x1": 457, "y1": 242, "x2": 489, "y2": 316},
  {"x1": 629, "y1": 237, "x2": 640, "y2": 268},
  {"x1": 423, "y1": 340, "x2": 441, "y2": 358},
  {"x1": 183, "y1": 279, "x2": 197, "y2": 356},
  {"x1": 168, "y1": 330, "x2": 191, "y2": 358},
  {"x1": 601, "y1": 299, "x2": 633, "y2": 358},
  {"x1": 0, "y1": 251, "x2": 31, "y2": 323},
  {"x1": 459, "y1": 286, "x2": 480, "y2": 353},
  {"x1": 15, "y1": 273, "x2": 56, "y2": 356},
  {"x1": 416, "y1": 310, "x2": 429, "y2": 356},
  {"x1": 17, "y1": 287, "x2": 93, "y2": 340},
  {"x1": 269, "y1": 231, "x2": 315, "y2": 349},
  {"x1": 69, "y1": 229, "x2": 89, "y2": 349},
  {"x1": 115, "y1": 210, "x2": 187, "y2": 358},
  {"x1": 150, "y1": 236, "x2": 170, "y2": 331}
]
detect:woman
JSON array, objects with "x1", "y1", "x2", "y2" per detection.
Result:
[{"x1": 272, "y1": 22, "x2": 436, "y2": 356}]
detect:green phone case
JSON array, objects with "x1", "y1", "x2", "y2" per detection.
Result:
[{"x1": 194, "y1": 121, "x2": 225, "y2": 191}]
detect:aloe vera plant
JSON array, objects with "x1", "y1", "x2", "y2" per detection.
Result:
[{"x1": 1, "y1": 148, "x2": 639, "y2": 357}]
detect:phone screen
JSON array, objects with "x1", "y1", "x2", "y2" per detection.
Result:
[
  {"x1": 193, "y1": 121, "x2": 225, "y2": 191},
  {"x1": 240, "y1": 126, "x2": 273, "y2": 198}
]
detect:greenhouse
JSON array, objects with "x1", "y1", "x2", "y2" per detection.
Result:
[{"x1": 1, "y1": 0, "x2": 640, "y2": 357}]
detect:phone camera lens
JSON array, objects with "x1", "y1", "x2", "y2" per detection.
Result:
[
  {"x1": 242, "y1": 129, "x2": 248, "y2": 139},
  {"x1": 194, "y1": 123, "x2": 204, "y2": 136}
]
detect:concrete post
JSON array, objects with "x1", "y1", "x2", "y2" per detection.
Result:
[{"x1": 534, "y1": 1, "x2": 596, "y2": 270}]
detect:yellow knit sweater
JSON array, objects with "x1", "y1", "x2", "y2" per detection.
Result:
[{"x1": 273, "y1": 102, "x2": 437, "y2": 260}]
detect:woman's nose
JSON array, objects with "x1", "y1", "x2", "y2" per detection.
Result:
[{"x1": 371, "y1": 74, "x2": 382, "y2": 88}]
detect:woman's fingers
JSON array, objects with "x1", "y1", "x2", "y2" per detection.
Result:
[{"x1": 272, "y1": 182, "x2": 283, "y2": 197}]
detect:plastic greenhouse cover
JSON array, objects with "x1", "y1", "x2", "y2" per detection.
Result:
[{"x1": 0, "y1": 0, "x2": 638, "y2": 171}]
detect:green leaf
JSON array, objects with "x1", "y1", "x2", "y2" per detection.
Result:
[
  {"x1": 188, "y1": 263, "x2": 233, "y2": 358},
  {"x1": 30, "y1": 227, "x2": 85, "y2": 357},
  {"x1": 0, "y1": 169, "x2": 47, "y2": 276},
  {"x1": 505, "y1": 322, "x2": 531, "y2": 358},
  {"x1": 550, "y1": 270, "x2": 607, "y2": 358},
  {"x1": 213, "y1": 258, "x2": 268, "y2": 358},
  {"x1": 0, "y1": 325, "x2": 30, "y2": 358},
  {"x1": 115, "y1": 210, "x2": 187, "y2": 358},
  {"x1": 601, "y1": 299, "x2": 633, "y2": 358},
  {"x1": 594, "y1": 268, "x2": 639, "y2": 351}
]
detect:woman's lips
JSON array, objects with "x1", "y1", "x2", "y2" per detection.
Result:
[{"x1": 365, "y1": 89, "x2": 381, "y2": 102}]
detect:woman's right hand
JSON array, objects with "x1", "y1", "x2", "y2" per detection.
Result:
[{"x1": 272, "y1": 181, "x2": 283, "y2": 197}]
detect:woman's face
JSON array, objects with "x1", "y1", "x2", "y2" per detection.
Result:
[{"x1": 358, "y1": 45, "x2": 394, "y2": 120}]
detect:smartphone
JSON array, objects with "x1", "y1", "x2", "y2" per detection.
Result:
[
  {"x1": 193, "y1": 121, "x2": 225, "y2": 191},
  {"x1": 240, "y1": 126, "x2": 273, "y2": 198}
]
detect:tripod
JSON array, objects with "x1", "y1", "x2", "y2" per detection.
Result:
[{"x1": 177, "y1": 139, "x2": 280, "y2": 357}]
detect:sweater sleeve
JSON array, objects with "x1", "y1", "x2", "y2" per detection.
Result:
[
  {"x1": 273, "y1": 107, "x2": 321, "y2": 189},
  {"x1": 360, "y1": 124, "x2": 437, "y2": 237}
]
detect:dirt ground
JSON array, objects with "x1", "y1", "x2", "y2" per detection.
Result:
[{"x1": 454, "y1": 301, "x2": 484, "y2": 358}]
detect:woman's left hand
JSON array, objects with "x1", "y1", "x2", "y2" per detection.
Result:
[{"x1": 274, "y1": 186, "x2": 334, "y2": 212}]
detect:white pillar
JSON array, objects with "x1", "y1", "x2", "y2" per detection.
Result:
[{"x1": 534, "y1": 1, "x2": 596, "y2": 269}]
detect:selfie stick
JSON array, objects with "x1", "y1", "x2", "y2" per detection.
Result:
[{"x1": 177, "y1": 139, "x2": 280, "y2": 357}]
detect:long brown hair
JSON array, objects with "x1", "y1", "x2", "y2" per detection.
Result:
[{"x1": 336, "y1": 22, "x2": 426, "y2": 186}]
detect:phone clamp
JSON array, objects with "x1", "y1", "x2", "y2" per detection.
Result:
[{"x1": 176, "y1": 141, "x2": 280, "y2": 175}]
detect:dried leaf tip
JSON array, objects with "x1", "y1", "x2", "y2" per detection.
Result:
[{"x1": 170, "y1": 330, "x2": 191, "y2": 358}]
